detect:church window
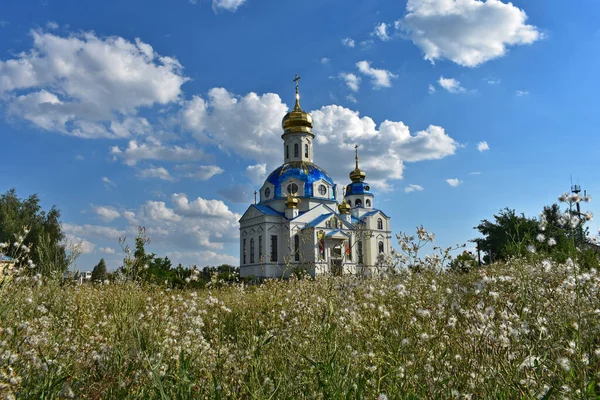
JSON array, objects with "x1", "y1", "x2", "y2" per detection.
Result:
[
  {"x1": 287, "y1": 183, "x2": 298, "y2": 195},
  {"x1": 294, "y1": 143, "x2": 299, "y2": 157},
  {"x1": 250, "y1": 238, "x2": 255, "y2": 263},
  {"x1": 326, "y1": 220, "x2": 331, "y2": 228},
  {"x1": 286, "y1": 145, "x2": 289, "y2": 159},
  {"x1": 243, "y1": 239, "x2": 247, "y2": 264},
  {"x1": 366, "y1": 199, "x2": 371, "y2": 207},
  {"x1": 265, "y1": 187, "x2": 271, "y2": 199},
  {"x1": 355, "y1": 199, "x2": 363, "y2": 207},
  {"x1": 318, "y1": 185, "x2": 327, "y2": 196},
  {"x1": 377, "y1": 218, "x2": 383, "y2": 230},
  {"x1": 305, "y1": 144, "x2": 308, "y2": 158},
  {"x1": 379, "y1": 241, "x2": 384, "y2": 254},
  {"x1": 270, "y1": 235, "x2": 278, "y2": 262},
  {"x1": 259, "y1": 236, "x2": 263, "y2": 261},
  {"x1": 358, "y1": 241, "x2": 363, "y2": 264},
  {"x1": 332, "y1": 244, "x2": 342, "y2": 258},
  {"x1": 294, "y1": 235, "x2": 300, "y2": 261}
]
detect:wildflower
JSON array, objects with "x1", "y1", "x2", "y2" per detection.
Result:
[
  {"x1": 527, "y1": 245, "x2": 536, "y2": 254},
  {"x1": 558, "y1": 192, "x2": 569, "y2": 202},
  {"x1": 583, "y1": 194, "x2": 592, "y2": 202},
  {"x1": 557, "y1": 357, "x2": 570, "y2": 371},
  {"x1": 377, "y1": 394, "x2": 388, "y2": 400},
  {"x1": 536, "y1": 233, "x2": 545, "y2": 242},
  {"x1": 584, "y1": 211, "x2": 593, "y2": 221},
  {"x1": 547, "y1": 237, "x2": 556, "y2": 246}
]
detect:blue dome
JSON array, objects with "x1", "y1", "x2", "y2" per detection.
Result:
[
  {"x1": 346, "y1": 182, "x2": 373, "y2": 196},
  {"x1": 265, "y1": 161, "x2": 335, "y2": 199}
]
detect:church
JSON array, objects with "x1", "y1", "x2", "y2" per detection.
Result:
[{"x1": 238, "y1": 78, "x2": 392, "y2": 278}]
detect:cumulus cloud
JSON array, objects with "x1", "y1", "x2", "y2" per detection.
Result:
[
  {"x1": 399, "y1": 0, "x2": 541, "y2": 67},
  {"x1": 64, "y1": 234, "x2": 96, "y2": 254},
  {"x1": 0, "y1": 30, "x2": 188, "y2": 138},
  {"x1": 469, "y1": 171, "x2": 481, "y2": 175},
  {"x1": 181, "y1": 88, "x2": 458, "y2": 190},
  {"x1": 446, "y1": 178, "x2": 462, "y2": 187},
  {"x1": 320, "y1": 57, "x2": 330, "y2": 64},
  {"x1": 93, "y1": 206, "x2": 120, "y2": 222},
  {"x1": 110, "y1": 139, "x2": 207, "y2": 166},
  {"x1": 477, "y1": 141, "x2": 490, "y2": 152},
  {"x1": 138, "y1": 166, "x2": 175, "y2": 181},
  {"x1": 356, "y1": 61, "x2": 397, "y2": 88},
  {"x1": 177, "y1": 164, "x2": 224, "y2": 180},
  {"x1": 516, "y1": 90, "x2": 529, "y2": 96},
  {"x1": 212, "y1": 0, "x2": 245, "y2": 12},
  {"x1": 438, "y1": 76, "x2": 466, "y2": 93},
  {"x1": 245, "y1": 163, "x2": 267, "y2": 184},
  {"x1": 405, "y1": 184, "x2": 424, "y2": 193},
  {"x1": 428, "y1": 84, "x2": 436, "y2": 94},
  {"x1": 342, "y1": 37, "x2": 356, "y2": 48},
  {"x1": 99, "y1": 247, "x2": 116, "y2": 254},
  {"x1": 373, "y1": 23, "x2": 390, "y2": 41},
  {"x1": 339, "y1": 72, "x2": 361, "y2": 92}
]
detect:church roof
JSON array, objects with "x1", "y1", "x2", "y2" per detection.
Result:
[
  {"x1": 305, "y1": 213, "x2": 334, "y2": 228},
  {"x1": 360, "y1": 209, "x2": 390, "y2": 219},
  {"x1": 345, "y1": 181, "x2": 373, "y2": 196},
  {"x1": 265, "y1": 161, "x2": 335, "y2": 200},
  {"x1": 325, "y1": 229, "x2": 350, "y2": 239},
  {"x1": 252, "y1": 204, "x2": 284, "y2": 217}
]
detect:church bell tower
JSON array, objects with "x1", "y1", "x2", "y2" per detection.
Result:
[{"x1": 281, "y1": 75, "x2": 314, "y2": 164}]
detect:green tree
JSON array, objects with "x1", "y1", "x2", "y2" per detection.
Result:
[
  {"x1": 91, "y1": 258, "x2": 108, "y2": 282},
  {"x1": 0, "y1": 188, "x2": 72, "y2": 276},
  {"x1": 448, "y1": 251, "x2": 478, "y2": 273},
  {"x1": 473, "y1": 208, "x2": 538, "y2": 263}
]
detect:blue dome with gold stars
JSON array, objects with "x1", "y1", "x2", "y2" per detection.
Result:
[{"x1": 265, "y1": 161, "x2": 335, "y2": 200}]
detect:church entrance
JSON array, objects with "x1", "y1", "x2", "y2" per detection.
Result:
[{"x1": 330, "y1": 259, "x2": 342, "y2": 276}]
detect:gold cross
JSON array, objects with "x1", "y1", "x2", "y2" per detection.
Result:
[{"x1": 293, "y1": 74, "x2": 300, "y2": 94}]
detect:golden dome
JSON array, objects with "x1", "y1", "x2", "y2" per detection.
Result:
[
  {"x1": 282, "y1": 75, "x2": 314, "y2": 137},
  {"x1": 338, "y1": 200, "x2": 351, "y2": 214},
  {"x1": 349, "y1": 144, "x2": 366, "y2": 183},
  {"x1": 286, "y1": 192, "x2": 301, "y2": 209}
]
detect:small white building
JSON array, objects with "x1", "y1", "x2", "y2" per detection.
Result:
[{"x1": 239, "y1": 81, "x2": 392, "y2": 278}]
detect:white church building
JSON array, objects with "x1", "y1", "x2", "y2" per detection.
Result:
[{"x1": 239, "y1": 79, "x2": 392, "y2": 278}]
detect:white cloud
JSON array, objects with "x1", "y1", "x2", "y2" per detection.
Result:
[
  {"x1": 75, "y1": 154, "x2": 84, "y2": 161},
  {"x1": 516, "y1": 90, "x2": 529, "y2": 96},
  {"x1": 373, "y1": 22, "x2": 390, "y2": 41},
  {"x1": 212, "y1": 0, "x2": 245, "y2": 12},
  {"x1": 99, "y1": 247, "x2": 116, "y2": 254},
  {"x1": 346, "y1": 94, "x2": 357, "y2": 103},
  {"x1": 339, "y1": 72, "x2": 361, "y2": 92},
  {"x1": 469, "y1": 171, "x2": 481, "y2": 175},
  {"x1": 171, "y1": 193, "x2": 238, "y2": 219},
  {"x1": 400, "y1": 0, "x2": 541, "y2": 67},
  {"x1": 446, "y1": 178, "x2": 462, "y2": 187},
  {"x1": 428, "y1": 84, "x2": 436, "y2": 94},
  {"x1": 64, "y1": 234, "x2": 96, "y2": 254},
  {"x1": 178, "y1": 164, "x2": 224, "y2": 180},
  {"x1": 405, "y1": 184, "x2": 424, "y2": 193},
  {"x1": 102, "y1": 177, "x2": 116, "y2": 189},
  {"x1": 62, "y1": 223, "x2": 126, "y2": 240},
  {"x1": 341, "y1": 37, "x2": 355, "y2": 48},
  {"x1": 93, "y1": 206, "x2": 120, "y2": 222},
  {"x1": 356, "y1": 61, "x2": 397, "y2": 88},
  {"x1": 138, "y1": 166, "x2": 175, "y2": 181},
  {"x1": 487, "y1": 78, "x2": 501, "y2": 85},
  {"x1": 438, "y1": 76, "x2": 466, "y2": 93},
  {"x1": 110, "y1": 140, "x2": 207, "y2": 166},
  {"x1": 46, "y1": 21, "x2": 59, "y2": 30},
  {"x1": 477, "y1": 141, "x2": 490, "y2": 152},
  {"x1": 245, "y1": 163, "x2": 267, "y2": 184},
  {"x1": 320, "y1": 57, "x2": 330, "y2": 64},
  {"x1": 0, "y1": 30, "x2": 187, "y2": 138}
]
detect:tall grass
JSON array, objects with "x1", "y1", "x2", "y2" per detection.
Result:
[{"x1": 1, "y1": 258, "x2": 599, "y2": 399}]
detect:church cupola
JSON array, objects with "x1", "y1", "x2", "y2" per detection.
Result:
[
  {"x1": 345, "y1": 145, "x2": 374, "y2": 210},
  {"x1": 285, "y1": 183, "x2": 301, "y2": 219},
  {"x1": 282, "y1": 75, "x2": 314, "y2": 163}
]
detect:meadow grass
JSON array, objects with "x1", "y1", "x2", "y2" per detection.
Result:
[{"x1": 1, "y1": 258, "x2": 600, "y2": 399}]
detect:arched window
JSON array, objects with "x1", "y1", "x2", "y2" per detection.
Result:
[
  {"x1": 305, "y1": 144, "x2": 309, "y2": 158},
  {"x1": 377, "y1": 218, "x2": 383, "y2": 230},
  {"x1": 294, "y1": 235, "x2": 300, "y2": 261},
  {"x1": 294, "y1": 143, "x2": 299, "y2": 157},
  {"x1": 286, "y1": 145, "x2": 289, "y2": 159},
  {"x1": 366, "y1": 199, "x2": 371, "y2": 207},
  {"x1": 355, "y1": 199, "x2": 363, "y2": 207},
  {"x1": 379, "y1": 241, "x2": 384, "y2": 254},
  {"x1": 250, "y1": 238, "x2": 255, "y2": 263},
  {"x1": 243, "y1": 238, "x2": 247, "y2": 264}
]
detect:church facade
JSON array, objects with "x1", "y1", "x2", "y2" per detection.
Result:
[{"x1": 238, "y1": 81, "x2": 392, "y2": 278}]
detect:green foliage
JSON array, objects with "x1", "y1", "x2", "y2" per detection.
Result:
[
  {"x1": 447, "y1": 251, "x2": 478, "y2": 273},
  {"x1": 0, "y1": 188, "x2": 71, "y2": 276},
  {"x1": 91, "y1": 258, "x2": 108, "y2": 282}
]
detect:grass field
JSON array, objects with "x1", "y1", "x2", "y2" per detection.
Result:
[{"x1": 1, "y1": 259, "x2": 600, "y2": 399}]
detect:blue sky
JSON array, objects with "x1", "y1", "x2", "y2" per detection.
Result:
[{"x1": 1, "y1": 0, "x2": 599, "y2": 271}]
